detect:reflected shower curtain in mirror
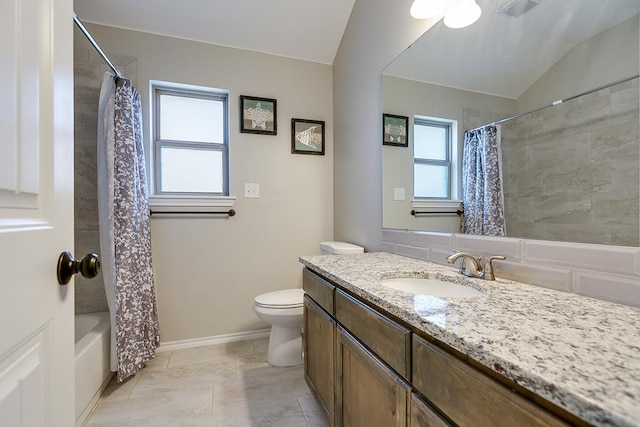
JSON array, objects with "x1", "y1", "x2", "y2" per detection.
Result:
[
  {"x1": 461, "y1": 125, "x2": 506, "y2": 236},
  {"x1": 98, "y1": 72, "x2": 159, "y2": 382}
]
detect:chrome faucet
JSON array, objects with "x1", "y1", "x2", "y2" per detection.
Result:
[{"x1": 446, "y1": 252, "x2": 506, "y2": 280}]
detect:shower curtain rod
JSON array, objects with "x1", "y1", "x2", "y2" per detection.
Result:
[
  {"x1": 466, "y1": 74, "x2": 640, "y2": 133},
  {"x1": 73, "y1": 12, "x2": 123, "y2": 79}
]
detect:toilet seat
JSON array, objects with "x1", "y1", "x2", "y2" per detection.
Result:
[{"x1": 254, "y1": 288, "x2": 304, "y2": 309}]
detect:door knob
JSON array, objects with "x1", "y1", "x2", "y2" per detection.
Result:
[{"x1": 57, "y1": 251, "x2": 101, "y2": 285}]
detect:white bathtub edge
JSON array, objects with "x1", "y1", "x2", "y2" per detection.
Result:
[
  {"x1": 76, "y1": 372, "x2": 114, "y2": 427},
  {"x1": 75, "y1": 312, "x2": 111, "y2": 424}
]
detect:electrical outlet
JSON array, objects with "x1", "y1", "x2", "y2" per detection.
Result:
[
  {"x1": 244, "y1": 183, "x2": 260, "y2": 198},
  {"x1": 394, "y1": 187, "x2": 405, "y2": 201}
]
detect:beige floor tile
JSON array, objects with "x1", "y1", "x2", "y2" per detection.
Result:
[
  {"x1": 235, "y1": 352, "x2": 269, "y2": 370},
  {"x1": 131, "y1": 359, "x2": 236, "y2": 397},
  {"x1": 85, "y1": 339, "x2": 314, "y2": 426},
  {"x1": 213, "y1": 365, "x2": 309, "y2": 411},
  {"x1": 298, "y1": 394, "x2": 330, "y2": 427},
  {"x1": 168, "y1": 341, "x2": 255, "y2": 368},
  {"x1": 183, "y1": 396, "x2": 308, "y2": 427},
  {"x1": 98, "y1": 373, "x2": 140, "y2": 402},
  {"x1": 86, "y1": 385, "x2": 213, "y2": 426},
  {"x1": 143, "y1": 350, "x2": 172, "y2": 371},
  {"x1": 251, "y1": 337, "x2": 269, "y2": 354}
]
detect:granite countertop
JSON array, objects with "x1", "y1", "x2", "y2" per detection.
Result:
[{"x1": 299, "y1": 252, "x2": 640, "y2": 427}]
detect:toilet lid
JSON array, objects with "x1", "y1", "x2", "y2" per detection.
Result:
[{"x1": 254, "y1": 288, "x2": 304, "y2": 309}]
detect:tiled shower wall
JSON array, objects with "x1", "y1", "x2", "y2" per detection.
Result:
[
  {"x1": 501, "y1": 78, "x2": 639, "y2": 246},
  {"x1": 74, "y1": 47, "x2": 137, "y2": 314}
]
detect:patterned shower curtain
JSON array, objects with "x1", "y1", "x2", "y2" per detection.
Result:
[
  {"x1": 461, "y1": 125, "x2": 506, "y2": 236},
  {"x1": 98, "y1": 72, "x2": 159, "y2": 382}
]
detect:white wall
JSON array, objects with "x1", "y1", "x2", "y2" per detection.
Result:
[
  {"x1": 333, "y1": 0, "x2": 436, "y2": 251},
  {"x1": 75, "y1": 24, "x2": 334, "y2": 342}
]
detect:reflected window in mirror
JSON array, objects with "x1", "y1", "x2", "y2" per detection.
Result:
[{"x1": 414, "y1": 117, "x2": 456, "y2": 199}]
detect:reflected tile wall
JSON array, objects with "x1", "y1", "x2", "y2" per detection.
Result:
[
  {"x1": 74, "y1": 47, "x2": 138, "y2": 314},
  {"x1": 501, "y1": 78, "x2": 639, "y2": 246}
]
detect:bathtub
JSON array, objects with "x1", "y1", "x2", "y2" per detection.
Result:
[{"x1": 75, "y1": 312, "x2": 112, "y2": 423}]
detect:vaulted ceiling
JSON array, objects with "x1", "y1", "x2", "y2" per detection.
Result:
[{"x1": 74, "y1": 0, "x2": 356, "y2": 64}]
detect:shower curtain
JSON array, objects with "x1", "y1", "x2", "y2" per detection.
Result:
[
  {"x1": 98, "y1": 72, "x2": 159, "y2": 382},
  {"x1": 461, "y1": 125, "x2": 506, "y2": 236}
]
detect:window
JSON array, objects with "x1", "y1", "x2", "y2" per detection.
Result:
[
  {"x1": 413, "y1": 118, "x2": 453, "y2": 199},
  {"x1": 152, "y1": 84, "x2": 228, "y2": 196}
]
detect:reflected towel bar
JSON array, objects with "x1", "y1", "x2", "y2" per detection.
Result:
[
  {"x1": 411, "y1": 209, "x2": 463, "y2": 216},
  {"x1": 150, "y1": 209, "x2": 236, "y2": 217}
]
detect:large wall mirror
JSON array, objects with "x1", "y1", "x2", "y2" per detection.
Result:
[{"x1": 383, "y1": 0, "x2": 640, "y2": 246}]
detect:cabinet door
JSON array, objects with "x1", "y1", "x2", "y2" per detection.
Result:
[
  {"x1": 410, "y1": 392, "x2": 452, "y2": 427},
  {"x1": 336, "y1": 326, "x2": 410, "y2": 427},
  {"x1": 304, "y1": 295, "x2": 336, "y2": 425}
]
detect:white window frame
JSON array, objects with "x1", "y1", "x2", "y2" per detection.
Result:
[
  {"x1": 412, "y1": 116, "x2": 462, "y2": 212},
  {"x1": 149, "y1": 81, "x2": 235, "y2": 210}
]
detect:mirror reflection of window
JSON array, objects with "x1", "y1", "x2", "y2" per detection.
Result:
[{"x1": 413, "y1": 118, "x2": 455, "y2": 199}]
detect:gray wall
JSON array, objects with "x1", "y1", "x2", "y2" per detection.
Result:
[
  {"x1": 333, "y1": 0, "x2": 434, "y2": 251},
  {"x1": 75, "y1": 24, "x2": 334, "y2": 342}
]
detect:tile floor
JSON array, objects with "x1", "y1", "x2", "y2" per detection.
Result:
[{"x1": 83, "y1": 337, "x2": 329, "y2": 426}]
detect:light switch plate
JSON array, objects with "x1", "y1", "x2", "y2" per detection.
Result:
[
  {"x1": 244, "y1": 183, "x2": 260, "y2": 198},
  {"x1": 394, "y1": 187, "x2": 405, "y2": 201}
]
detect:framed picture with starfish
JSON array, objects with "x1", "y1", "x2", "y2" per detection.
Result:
[{"x1": 240, "y1": 95, "x2": 277, "y2": 135}]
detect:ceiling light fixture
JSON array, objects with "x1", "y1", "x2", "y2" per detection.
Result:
[
  {"x1": 410, "y1": 0, "x2": 448, "y2": 19},
  {"x1": 443, "y1": 0, "x2": 482, "y2": 28},
  {"x1": 410, "y1": 0, "x2": 482, "y2": 29}
]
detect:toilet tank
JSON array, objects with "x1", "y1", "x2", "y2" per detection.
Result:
[{"x1": 320, "y1": 241, "x2": 364, "y2": 255}]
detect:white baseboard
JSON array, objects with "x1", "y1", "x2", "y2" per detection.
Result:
[{"x1": 157, "y1": 328, "x2": 271, "y2": 352}]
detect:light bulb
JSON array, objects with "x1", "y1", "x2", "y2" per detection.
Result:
[
  {"x1": 443, "y1": 0, "x2": 482, "y2": 28},
  {"x1": 410, "y1": 0, "x2": 449, "y2": 19}
]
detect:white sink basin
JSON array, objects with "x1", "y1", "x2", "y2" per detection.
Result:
[{"x1": 380, "y1": 278, "x2": 483, "y2": 298}]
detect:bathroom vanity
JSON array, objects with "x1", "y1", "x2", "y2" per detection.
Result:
[{"x1": 300, "y1": 252, "x2": 640, "y2": 427}]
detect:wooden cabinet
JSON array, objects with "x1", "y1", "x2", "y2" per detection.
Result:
[
  {"x1": 336, "y1": 326, "x2": 410, "y2": 427},
  {"x1": 303, "y1": 269, "x2": 337, "y2": 424},
  {"x1": 303, "y1": 268, "x2": 577, "y2": 427},
  {"x1": 412, "y1": 335, "x2": 570, "y2": 427},
  {"x1": 409, "y1": 393, "x2": 452, "y2": 427},
  {"x1": 303, "y1": 294, "x2": 336, "y2": 425}
]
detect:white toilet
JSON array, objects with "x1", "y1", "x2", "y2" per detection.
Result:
[{"x1": 252, "y1": 241, "x2": 364, "y2": 367}]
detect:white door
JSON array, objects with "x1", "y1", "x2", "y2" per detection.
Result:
[{"x1": 0, "y1": 0, "x2": 75, "y2": 425}]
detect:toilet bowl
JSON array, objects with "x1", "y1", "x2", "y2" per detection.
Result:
[
  {"x1": 253, "y1": 288, "x2": 305, "y2": 367},
  {"x1": 252, "y1": 241, "x2": 364, "y2": 367}
]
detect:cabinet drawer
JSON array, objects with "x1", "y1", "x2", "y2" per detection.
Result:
[
  {"x1": 412, "y1": 335, "x2": 569, "y2": 427},
  {"x1": 335, "y1": 289, "x2": 410, "y2": 379},
  {"x1": 303, "y1": 269, "x2": 335, "y2": 315}
]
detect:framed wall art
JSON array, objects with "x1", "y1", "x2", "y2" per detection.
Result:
[
  {"x1": 291, "y1": 118, "x2": 325, "y2": 155},
  {"x1": 383, "y1": 113, "x2": 409, "y2": 147},
  {"x1": 240, "y1": 95, "x2": 277, "y2": 135}
]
